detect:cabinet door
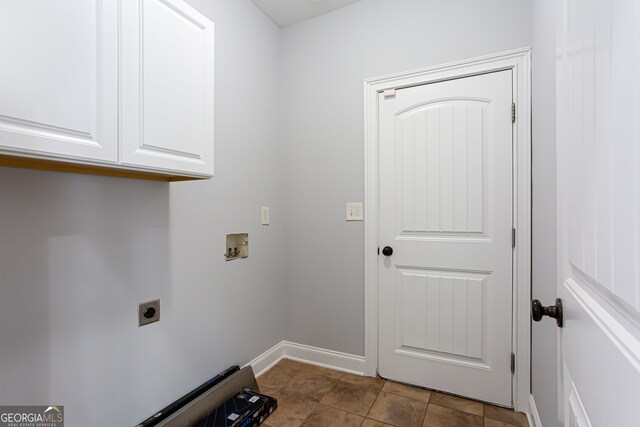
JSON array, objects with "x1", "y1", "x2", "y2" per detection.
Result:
[
  {"x1": 120, "y1": 0, "x2": 214, "y2": 177},
  {"x1": 0, "y1": 0, "x2": 118, "y2": 163}
]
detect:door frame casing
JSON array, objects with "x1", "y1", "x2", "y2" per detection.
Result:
[{"x1": 363, "y1": 47, "x2": 532, "y2": 412}]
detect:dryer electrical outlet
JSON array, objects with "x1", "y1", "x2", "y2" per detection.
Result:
[
  {"x1": 346, "y1": 203, "x2": 364, "y2": 221},
  {"x1": 138, "y1": 299, "x2": 160, "y2": 326}
]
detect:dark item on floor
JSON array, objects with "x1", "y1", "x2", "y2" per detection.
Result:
[
  {"x1": 135, "y1": 365, "x2": 241, "y2": 427},
  {"x1": 156, "y1": 366, "x2": 260, "y2": 427},
  {"x1": 194, "y1": 388, "x2": 277, "y2": 427}
]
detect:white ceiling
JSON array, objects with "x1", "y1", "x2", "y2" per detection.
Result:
[{"x1": 251, "y1": 0, "x2": 364, "y2": 28}]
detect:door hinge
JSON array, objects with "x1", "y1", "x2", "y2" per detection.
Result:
[
  {"x1": 512, "y1": 228, "x2": 516, "y2": 248},
  {"x1": 511, "y1": 352, "x2": 516, "y2": 373},
  {"x1": 377, "y1": 247, "x2": 380, "y2": 255},
  {"x1": 511, "y1": 103, "x2": 516, "y2": 123}
]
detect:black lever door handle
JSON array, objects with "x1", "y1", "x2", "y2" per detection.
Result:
[
  {"x1": 532, "y1": 298, "x2": 563, "y2": 327},
  {"x1": 382, "y1": 246, "x2": 393, "y2": 256}
]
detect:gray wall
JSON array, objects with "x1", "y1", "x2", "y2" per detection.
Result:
[
  {"x1": 280, "y1": 0, "x2": 532, "y2": 356},
  {"x1": 531, "y1": 0, "x2": 559, "y2": 425},
  {"x1": 0, "y1": 1, "x2": 284, "y2": 426}
]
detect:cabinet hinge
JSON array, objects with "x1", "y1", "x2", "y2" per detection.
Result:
[
  {"x1": 512, "y1": 228, "x2": 516, "y2": 248},
  {"x1": 511, "y1": 352, "x2": 516, "y2": 373},
  {"x1": 511, "y1": 103, "x2": 516, "y2": 123}
]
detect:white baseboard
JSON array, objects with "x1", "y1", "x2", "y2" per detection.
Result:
[
  {"x1": 246, "y1": 340, "x2": 366, "y2": 378},
  {"x1": 246, "y1": 341, "x2": 286, "y2": 377},
  {"x1": 528, "y1": 394, "x2": 543, "y2": 427},
  {"x1": 282, "y1": 341, "x2": 366, "y2": 375}
]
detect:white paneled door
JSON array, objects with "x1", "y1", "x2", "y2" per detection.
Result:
[
  {"x1": 556, "y1": 0, "x2": 640, "y2": 425},
  {"x1": 378, "y1": 71, "x2": 514, "y2": 406}
]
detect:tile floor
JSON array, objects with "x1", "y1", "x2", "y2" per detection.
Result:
[{"x1": 256, "y1": 359, "x2": 529, "y2": 427}]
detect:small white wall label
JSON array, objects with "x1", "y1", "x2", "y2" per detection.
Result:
[{"x1": 346, "y1": 203, "x2": 364, "y2": 221}]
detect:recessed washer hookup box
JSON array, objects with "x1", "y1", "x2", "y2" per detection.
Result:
[{"x1": 194, "y1": 388, "x2": 277, "y2": 427}]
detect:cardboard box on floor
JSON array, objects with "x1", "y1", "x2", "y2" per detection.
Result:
[
  {"x1": 194, "y1": 389, "x2": 277, "y2": 427},
  {"x1": 157, "y1": 366, "x2": 267, "y2": 427}
]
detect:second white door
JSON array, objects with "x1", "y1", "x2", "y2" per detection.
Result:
[{"x1": 378, "y1": 70, "x2": 514, "y2": 406}]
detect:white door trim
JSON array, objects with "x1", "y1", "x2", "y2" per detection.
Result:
[{"x1": 363, "y1": 47, "x2": 531, "y2": 411}]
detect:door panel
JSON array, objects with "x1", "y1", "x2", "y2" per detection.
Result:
[
  {"x1": 378, "y1": 70, "x2": 513, "y2": 406},
  {"x1": 397, "y1": 101, "x2": 486, "y2": 236},
  {"x1": 396, "y1": 268, "x2": 486, "y2": 362},
  {"x1": 120, "y1": 0, "x2": 214, "y2": 176},
  {"x1": 557, "y1": 0, "x2": 640, "y2": 425},
  {"x1": 0, "y1": 0, "x2": 117, "y2": 162}
]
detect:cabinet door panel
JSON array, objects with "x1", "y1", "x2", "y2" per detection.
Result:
[
  {"x1": 0, "y1": 0, "x2": 117, "y2": 163},
  {"x1": 121, "y1": 0, "x2": 214, "y2": 177}
]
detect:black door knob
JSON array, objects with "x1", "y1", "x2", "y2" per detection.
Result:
[
  {"x1": 382, "y1": 246, "x2": 393, "y2": 256},
  {"x1": 532, "y1": 298, "x2": 563, "y2": 327}
]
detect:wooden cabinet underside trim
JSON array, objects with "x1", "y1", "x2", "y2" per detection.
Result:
[{"x1": 0, "y1": 154, "x2": 206, "y2": 182}]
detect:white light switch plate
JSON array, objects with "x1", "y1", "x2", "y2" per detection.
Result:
[
  {"x1": 261, "y1": 207, "x2": 270, "y2": 225},
  {"x1": 346, "y1": 203, "x2": 364, "y2": 221}
]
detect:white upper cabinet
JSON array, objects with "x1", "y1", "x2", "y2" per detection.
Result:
[
  {"x1": 120, "y1": 0, "x2": 215, "y2": 177},
  {"x1": 0, "y1": 0, "x2": 214, "y2": 180},
  {"x1": 0, "y1": 0, "x2": 118, "y2": 163}
]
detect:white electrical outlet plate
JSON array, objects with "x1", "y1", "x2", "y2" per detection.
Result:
[
  {"x1": 346, "y1": 203, "x2": 364, "y2": 221},
  {"x1": 261, "y1": 207, "x2": 270, "y2": 225}
]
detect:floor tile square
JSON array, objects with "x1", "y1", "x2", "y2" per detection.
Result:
[
  {"x1": 422, "y1": 404, "x2": 483, "y2": 427},
  {"x1": 301, "y1": 404, "x2": 364, "y2": 427},
  {"x1": 302, "y1": 364, "x2": 345, "y2": 380},
  {"x1": 362, "y1": 419, "x2": 395, "y2": 427},
  {"x1": 367, "y1": 391, "x2": 428, "y2": 427},
  {"x1": 382, "y1": 381, "x2": 431, "y2": 403},
  {"x1": 484, "y1": 419, "x2": 522, "y2": 427},
  {"x1": 265, "y1": 391, "x2": 318, "y2": 427},
  {"x1": 483, "y1": 404, "x2": 528, "y2": 427},
  {"x1": 429, "y1": 393, "x2": 483, "y2": 417},
  {"x1": 283, "y1": 371, "x2": 337, "y2": 401},
  {"x1": 319, "y1": 380, "x2": 379, "y2": 416},
  {"x1": 258, "y1": 360, "x2": 306, "y2": 395},
  {"x1": 340, "y1": 373, "x2": 386, "y2": 391},
  {"x1": 277, "y1": 359, "x2": 310, "y2": 373}
]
